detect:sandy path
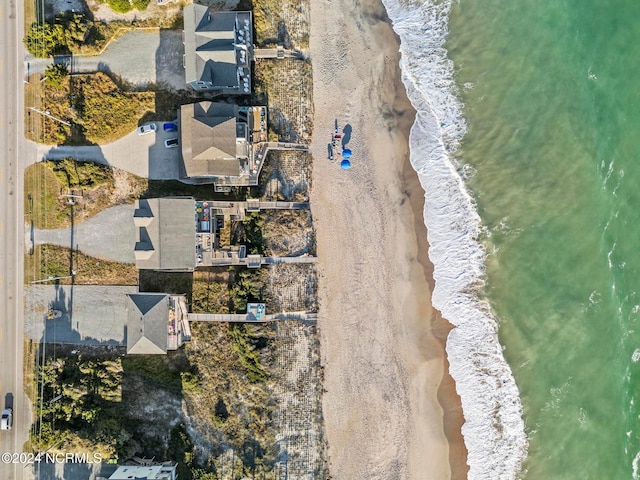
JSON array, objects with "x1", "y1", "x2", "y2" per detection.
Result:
[{"x1": 309, "y1": 0, "x2": 467, "y2": 477}]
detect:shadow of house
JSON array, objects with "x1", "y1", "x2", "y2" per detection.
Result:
[
  {"x1": 156, "y1": 29, "x2": 186, "y2": 90},
  {"x1": 183, "y1": 5, "x2": 253, "y2": 94},
  {"x1": 26, "y1": 285, "x2": 136, "y2": 346}
]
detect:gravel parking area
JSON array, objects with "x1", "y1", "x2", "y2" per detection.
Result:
[
  {"x1": 26, "y1": 30, "x2": 186, "y2": 90},
  {"x1": 32, "y1": 204, "x2": 137, "y2": 263},
  {"x1": 32, "y1": 123, "x2": 182, "y2": 179},
  {"x1": 24, "y1": 285, "x2": 137, "y2": 345}
]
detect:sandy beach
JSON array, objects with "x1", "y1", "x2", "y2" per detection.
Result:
[{"x1": 309, "y1": 0, "x2": 468, "y2": 478}]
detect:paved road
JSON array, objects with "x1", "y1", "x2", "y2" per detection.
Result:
[
  {"x1": 0, "y1": 0, "x2": 30, "y2": 478},
  {"x1": 25, "y1": 30, "x2": 186, "y2": 90}
]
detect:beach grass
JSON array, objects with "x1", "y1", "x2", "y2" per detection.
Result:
[{"x1": 24, "y1": 244, "x2": 138, "y2": 285}]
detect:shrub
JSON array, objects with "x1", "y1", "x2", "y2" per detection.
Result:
[
  {"x1": 44, "y1": 64, "x2": 69, "y2": 89},
  {"x1": 229, "y1": 324, "x2": 269, "y2": 383},
  {"x1": 75, "y1": 73, "x2": 155, "y2": 143},
  {"x1": 132, "y1": 0, "x2": 151, "y2": 10},
  {"x1": 48, "y1": 158, "x2": 113, "y2": 189},
  {"x1": 107, "y1": 0, "x2": 133, "y2": 13}
]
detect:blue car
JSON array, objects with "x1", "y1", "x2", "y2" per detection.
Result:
[{"x1": 163, "y1": 122, "x2": 177, "y2": 132}]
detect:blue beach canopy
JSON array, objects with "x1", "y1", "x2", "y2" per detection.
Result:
[
  {"x1": 340, "y1": 159, "x2": 351, "y2": 170},
  {"x1": 342, "y1": 149, "x2": 352, "y2": 158}
]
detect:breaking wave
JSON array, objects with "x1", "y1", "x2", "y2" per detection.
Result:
[{"x1": 380, "y1": 0, "x2": 529, "y2": 477}]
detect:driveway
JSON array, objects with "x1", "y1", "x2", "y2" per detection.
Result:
[
  {"x1": 26, "y1": 30, "x2": 186, "y2": 89},
  {"x1": 29, "y1": 123, "x2": 182, "y2": 179},
  {"x1": 24, "y1": 285, "x2": 137, "y2": 345},
  {"x1": 29, "y1": 204, "x2": 137, "y2": 263}
]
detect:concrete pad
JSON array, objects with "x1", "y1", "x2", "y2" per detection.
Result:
[
  {"x1": 33, "y1": 204, "x2": 137, "y2": 263},
  {"x1": 38, "y1": 124, "x2": 182, "y2": 180},
  {"x1": 24, "y1": 285, "x2": 138, "y2": 345}
]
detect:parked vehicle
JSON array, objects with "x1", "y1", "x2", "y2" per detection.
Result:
[
  {"x1": 137, "y1": 123, "x2": 157, "y2": 135},
  {"x1": 163, "y1": 122, "x2": 178, "y2": 132},
  {"x1": 1, "y1": 409, "x2": 13, "y2": 430},
  {"x1": 165, "y1": 138, "x2": 179, "y2": 148}
]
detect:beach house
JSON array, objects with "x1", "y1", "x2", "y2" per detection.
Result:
[
  {"x1": 177, "y1": 101, "x2": 267, "y2": 186},
  {"x1": 183, "y1": 5, "x2": 253, "y2": 93}
]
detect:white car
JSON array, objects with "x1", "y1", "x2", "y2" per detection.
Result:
[
  {"x1": 164, "y1": 138, "x2": 179, "y2": 148},
  {"x1": 1, "y1": 409, "x2": 12, "y2": 430},
  {"x1": 137, "y1": 123, "x2": 157, "y2": 135}
]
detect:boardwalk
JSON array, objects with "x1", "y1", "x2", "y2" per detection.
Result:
[
  {"x1": 204, "y1": 254, "x2": 317, "y2": 268},
  {"x1": 212, "y1": 141, "x2": 309, "y2": 190},
  {"x1": 187, "y1": 311, "x2": 317, "y2": 323},
  {"x1": 254, "y1": 47, "x2": 303, "y2": 59},
  {"x1": 208, "y1": 200, "x2": 309, "y2": 211}
]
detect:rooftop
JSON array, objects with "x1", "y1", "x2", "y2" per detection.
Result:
[
  {"x1": 183, "y1": 5, "x2": 253, "y2": 92},
  {"x1": 134, "y1": 198, "x2": 196, "y2": 271},
  {"x1": 125, "y1": 293, "x2": 170, "y2": 355}
]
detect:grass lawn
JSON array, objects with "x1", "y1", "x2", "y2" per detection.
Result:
[
  {"x1": 24, "y1": 160, "x2": 124, "y2": 230},
  {"x1": 24, "y1": 162, "x2": 71, "y2": 230}
]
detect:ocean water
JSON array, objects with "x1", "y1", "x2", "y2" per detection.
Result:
[{"x1": 383, "y1": 0, "x2": 640, "y2": 478}]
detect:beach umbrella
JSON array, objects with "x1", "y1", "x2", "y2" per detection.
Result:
[
  {"x1": 342, "y1": 148, "x2": 352, "y2": 158},
  {"x1": 340, "y1": 159, "x2": 351, "y2": 170}
]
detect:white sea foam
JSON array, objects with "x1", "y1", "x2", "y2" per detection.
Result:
[
  {"x1": 379, "y1": 0, "x2": 528, "y2": 477},
  {"x1": 633, "y1": 449, "x2": 640, "y2": 480}
]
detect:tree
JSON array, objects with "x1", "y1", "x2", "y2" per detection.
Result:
[
  {"x1": 24, "y1": 23, "x2": 68, "y2": 58},
  {"x1": 44, "y1": 64, "x2": 69, "y2": 89},
  {"x1": 62, "y1": 13, "x2": 89, "y2": 44}
]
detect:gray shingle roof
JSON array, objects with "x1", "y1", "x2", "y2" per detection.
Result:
[
  {"x1": 183, "y1": 6, "x2": 253, "y2": 91},
  {"x1": 180, "y1": 102, "x2": 241, "y2": 178},
  {"x1": 126, "y1": 293, "x2": 169, "y2": 355},
  {"x1": 134, "y1": 198, "x2": 196, "y2": 271}
]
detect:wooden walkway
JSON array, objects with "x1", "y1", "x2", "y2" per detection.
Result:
[
  {"x1": 254, "y1": 47, "x2": 303, "y2": 59},
  {"x1": 205, "y1": 254, "x2": 317, "y2": 268},
  {"x1": 208, "y1": 200, "x2": 309, "y2": 211},
  {"x1": 212, "y1": 142, "x2": 309, "y2": 190},
  {"x1": 187, "y1": 311, "x2": 318, "y2": 323}
]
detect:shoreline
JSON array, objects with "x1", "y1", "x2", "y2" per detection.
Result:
[
  {"x1": 401, "y1": 157, "x2": 469, "y2": 479},
  {"x1": 309, "y1": 0, "x2": 468, "y2": 476}
]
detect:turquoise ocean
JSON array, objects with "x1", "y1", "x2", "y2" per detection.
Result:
[{"x1": 382, "y1": 0, "x2": 640, "y2": 478}]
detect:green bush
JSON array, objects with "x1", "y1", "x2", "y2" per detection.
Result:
[
  {"x1": 48, "y1": 158, "x2": 113, "y2": 189},
  {"x1": 229, "y1": 324, "x2": 268, "y2": 383},
  {"x1": 44, "y1": 64, "x2": 69, "y2": 89},
  {"x1": 107, "y1": 0, "x2": 133, "y2": 13},
  {"x1": 132, "y1": 0, "x2": 151, "y2": 10}
]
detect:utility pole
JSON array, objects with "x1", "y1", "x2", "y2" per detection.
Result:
[
  {"x1": 30, "y1": 274, "x2": 76, "y2": 284},
  {"x1": 28, "y1": 106, "x2": 71, "y2": 126},
  {"x1": 61, "y1": 193, "x2": 83, "y2": 205}
]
